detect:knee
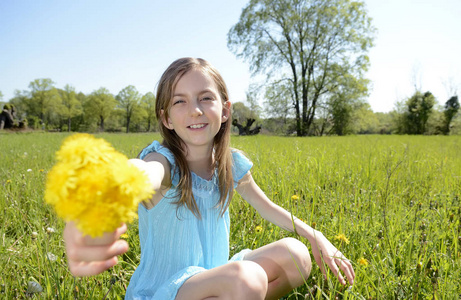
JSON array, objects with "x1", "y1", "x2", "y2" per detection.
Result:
[
  {"x1": 279, "y1": 237, "x2": 312, "y2": 280},
  {"x1": 227, "y1": 261, "x2": 268, "y2": 299}
]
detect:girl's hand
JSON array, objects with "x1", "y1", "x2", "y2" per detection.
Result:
[
  {"x1": 309, "y1": 231, "x2": 355, "y2": 285},
  {"x1": 63, "y1": 222, "x2": 129, "y2": 277}
]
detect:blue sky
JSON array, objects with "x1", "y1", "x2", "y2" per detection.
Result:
[{"x1": 1, "y1": 0, "x2": 460, "y2": 113}]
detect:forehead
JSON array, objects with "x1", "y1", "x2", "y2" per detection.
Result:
[{"x1": 174, "y1": 68, "x2": 218, "y2": 94}]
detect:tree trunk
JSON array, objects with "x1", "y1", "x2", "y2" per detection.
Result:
[
  {"x1": 126, "y1": 116, "x2": 131, "y2": 133},
  {"x1": 100, "y1": 115, "x2": 105, "y2": 132}
]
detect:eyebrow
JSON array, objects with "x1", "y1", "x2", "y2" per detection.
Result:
[{"x1": 173, "y1": 89, "x2": 217, "y2": 97}]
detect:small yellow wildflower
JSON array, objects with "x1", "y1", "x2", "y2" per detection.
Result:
[
  {"x1": 335, "y1": 233, "x2": 350, "y2": 244},
  {"x1": 255, "y1": 225, "x2": 263, "y2": 234},
  {"x1": 291, "y1": 195, "x2": 299, "y2": 201},
  {"x1": 358, "y1": 257, "x2": 368, "y2": 266},
  {"x1": 120, "y1": 233, "x2": 129, "y2": 239},
  {"x1": 39, "y1": 169, "x2": 44, "y2": 172},
  {"x1": 45, "y1": 134, "x2": 154, "y2": 237},
  {"x1": 6, "y1": 179, "x2": 11, "y2": 184},
  {"x1": 274, "y1": 191, "x2": 279, "y2": 195}
]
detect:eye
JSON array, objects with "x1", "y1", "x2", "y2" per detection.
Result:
[
  {"x1": 172, "y1": 99, "x2": 185, "y2": 105},
  {"x1": 201, "y1": 96, "x2": 214, "y2": 101}
]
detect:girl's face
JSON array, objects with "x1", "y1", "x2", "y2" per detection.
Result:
[{"x1": 163, "y1": 68, "x2": 230, "y2": 151}]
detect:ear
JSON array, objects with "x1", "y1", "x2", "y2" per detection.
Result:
[
  {"x1": 221, "y1": 101, "x2": 231, "y2": 123},
  {"x1": 160, "y1": 109, "x2": 174, "y2": 130}
]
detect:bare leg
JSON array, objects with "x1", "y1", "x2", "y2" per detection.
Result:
[
  {"x1": 176, "y1": 260, "x2": 268, "y2": 300},
  {"x1": 244, "y1": 237, "x2": 312, "y2": 300}
]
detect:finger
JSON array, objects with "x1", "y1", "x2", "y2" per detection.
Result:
[
  {"x1": 335, "y1": 254, "x2": 355, "y2": 284},
  {"x1": 83, "y1": 223, "x2": 128, "y2": 246},
  {"x1": 66, "y1": 239, "x2": 128, "y2": 263},
  {"x1": 64, "y1": 222, "x2": 127, "y2": 247},
  {"x1": 337, "y1": 258, "x2": 355, "y2": 285},
  {"x1": 314, "y1": 256, "x2": 328, "y2": 280},
  {"x1": 328, "y1": 259, "x2": 346, "y2": 285},
  {"x1": 68, "y1": 256, "x2": 119, "y2": 277}
]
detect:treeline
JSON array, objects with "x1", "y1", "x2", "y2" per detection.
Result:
[
  {"x1": 232, "y1": 91, "x2": 460, "y2": 136},
  {"x1": 1, "y1": 79, "x2": 460, "y2": 135},
  {"x1": 1, "y1": 79, "x2": 157, "y2": 133}
]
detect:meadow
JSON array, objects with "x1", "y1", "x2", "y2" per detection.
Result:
[{"x1": 1, "y1": 132, "x2": 460, "y2": 299}]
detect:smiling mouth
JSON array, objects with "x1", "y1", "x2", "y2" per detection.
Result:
[{"x1": 188, "y1": 124, "x2": 206, "y2": 129}]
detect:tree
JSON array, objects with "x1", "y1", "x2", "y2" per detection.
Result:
[
  {"x1": 232, "y1": 101, "x2": 253, "y2": 124},
  {"x1": 228, "y1": 0, "x2": 375, "y2": 136},
  {"x1": 245, "y1": 87, "x2": 262, "y2": 120},
  {"x1": 328, "y1": 74, "x2": 369, "y2": 135},
  {"x1": 232, "y1": 101, "x2": 262, "y2": 135},
  {"x1": 85, "y1": 88, "x2": 117, "y2": 132},
  {"x1": 116, "y1": 85, "x2": 141, "y2": 133},
  {"x1": 141, "y1": 92, "x2": 156, "y2": 131},
  {"x1": 9, "y1": 90, "x2": 29, "y2": 122},
  {"x1": 28, "y1": 78, "x2": 60, "y2": 125},
  {"x1": 263, "y1": 81, "x2": 297, "y2": 134},
  {"x1": 390, "y1": 100, "x2": 408, "y2": 134},
  {"x1": 374, "y1": 112, "x2": 392, "y2": 134},
  {"x1": 264, "y1": 80, "x2": 293, "y2": 120},
  {"x1": 352, "y1": 103, "x2": 378, "y2": 134},
  {"x1": 440, "y1": 95, "x2": 459, "y2": 135},
  {"x1": 404, "y1": 91, "x2": 435, "y2": 134},
  {"x1": 58, "y1": 85, "x2": 82, "y2": 132}
]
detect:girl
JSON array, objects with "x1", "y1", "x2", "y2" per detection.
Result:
[{"x1": 64, "y1": 57, "x2": 355, "y2": 299}]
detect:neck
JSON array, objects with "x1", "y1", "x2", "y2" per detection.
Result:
[{"x1": 185, "y1": 144, "x2": 215, "y2": 180}]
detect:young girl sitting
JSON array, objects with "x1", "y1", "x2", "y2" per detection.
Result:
[{"x1": 63, "y1": 57, "x2": 355, "y2": 299}]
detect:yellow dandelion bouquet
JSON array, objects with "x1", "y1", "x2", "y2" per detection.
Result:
[{"x1": 45, "y1": 134, "x2": 153, "y2": 237}]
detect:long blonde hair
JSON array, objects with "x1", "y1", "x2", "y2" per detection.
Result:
[{"x1": 155, "y1": 57, "x2": 233, "y2": 218}]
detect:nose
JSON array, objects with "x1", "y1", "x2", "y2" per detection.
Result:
[{"x1": 190, "y1": 101, "x2": 203, "y2": 117}]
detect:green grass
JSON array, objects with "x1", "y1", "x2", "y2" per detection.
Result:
[{"x1": 1, "y1": 132, "x2": 460, "y2": 299}]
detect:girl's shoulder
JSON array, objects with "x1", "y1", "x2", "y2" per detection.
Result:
[
  {"x1": 230, "y1": 148, "x2": 253, "y2": 184},
  {"x1": 231, "y1": 148, "x2": 250, "y2": 162},
  {"x1": 139, "y1": 141, "x2": 175, "y2": 166}
]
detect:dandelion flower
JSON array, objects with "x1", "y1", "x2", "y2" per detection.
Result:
[
  {"x1": 6, "y1": 179, "x2": 11, "y2": 184},
  {"x1": 46, "y1": 252, "x2": 57, "y2": 262},
  {"x1": 121, "y1": 233, "x2": 129, "y2": 239},
  {"x1": 39, "y1": 169, "x2": 44, "y2": 172},
  {"x1": 291, "y1": 195, "x2": 299, "y2": 201},
  {"x1": 334, "y1": 233, "x2": 350, "y2": 244},
  {"x1": 27, "y1": 281, "x2": 43, "y2": 294},
  {"x1": 358, "y1": 257, "x2": 368, "y2": 266},
  {"x1": 255, "y1": 225, "x2": 263, "y2": 234},
  {"x1": 45, "y1": 133, "x2": 154, "y2": 237}
]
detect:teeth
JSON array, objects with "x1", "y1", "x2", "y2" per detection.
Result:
[{"x1": 189, "y1": 124, "x2": 205, "y2": 129}]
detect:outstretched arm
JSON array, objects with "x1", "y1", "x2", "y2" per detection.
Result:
[
  {"x1": 236, "y1": 172, "x2": 355, "y2": 285},
  {"x1": 63, "y1": 153, "x2": 171, "y2": 276}
]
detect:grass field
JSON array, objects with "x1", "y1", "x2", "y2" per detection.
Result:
[{"x1": 1, "y1": 132, "x2": 460, "y2": 299}]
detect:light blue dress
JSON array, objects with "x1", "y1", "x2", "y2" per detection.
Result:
[{"x1": 125, "y1": 141, "x2": 253, "y2": 300}]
